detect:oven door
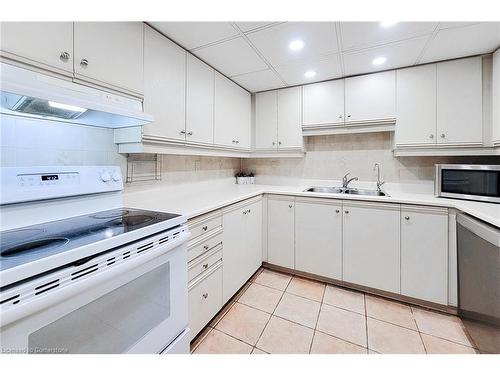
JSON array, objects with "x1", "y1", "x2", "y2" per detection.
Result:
[{"x1": 0, "y1": 231, "x2": 189, "y2": 354}]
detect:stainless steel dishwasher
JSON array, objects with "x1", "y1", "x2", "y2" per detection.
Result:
[{"x1": 457, "y1": 213, "x2": 500, "y2": 353}]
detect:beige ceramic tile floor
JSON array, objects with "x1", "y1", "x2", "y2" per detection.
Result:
[{"x1": 191, "y1": 268, "x2": 479, "y2": 354}]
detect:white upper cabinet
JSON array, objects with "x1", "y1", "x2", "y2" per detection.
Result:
[
  {"x1": 396, "y1": 64, "x2": 437, "y2": 146},
  {"x1": 295, "y1": 198, "x2": 342, "y2": 280},
  {"x1": 74, "y1": 22, "x2": 144, "y2": 95},
  {"x1": 0, "y1": 22, "x2": 74, "y2": 75},
  {"x1": 343, "y1": 201, "x2": 400, "y2": 294},
  {"x1": 186, "y1": 54, "x2": 215, "y2": 145},
  {"x1": 401, "y1": 206, "x2": 448, "y2": 305},
  {"x1": 277, "y1": 87, "x2": 303, "y2": 149},
  {"x1": 302, "y1": 80, "x2": 345, "y2": 126},
  {"x1": 344, "y1": 70, "x2": 396, "y2": 124},
  {"x1": 437, "y1": 56, "x2": 483, "y2": 145},
  {"x1": 255, "y1": 91, "x2": 278, "y2": 150},
  {"x1": 494, "y1": 49, "x2": 500, "y2": 147},
  {"x1": 214, "y1": 72, "x2": 251, "y2": 149},
  {"x1": 143, "y1": 25, "x2": 186, "y2": 142}
]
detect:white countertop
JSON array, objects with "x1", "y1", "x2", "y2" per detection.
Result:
[{"x1": 123, "y1": 179, "x2": 500, "y2": 228}]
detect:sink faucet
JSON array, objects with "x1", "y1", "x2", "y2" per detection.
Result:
[
  {"x1": 342, "y1": 173, "x2": 358, "y2": 188},
  {"x1": 374, "y1": 163, "x2": 385, "y2": 192}
]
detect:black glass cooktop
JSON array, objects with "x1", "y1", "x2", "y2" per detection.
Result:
[{"x1": 0, "y1": 208, "x2": 180, "y2": 272}]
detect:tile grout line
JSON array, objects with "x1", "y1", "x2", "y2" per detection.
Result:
[
  {"x1": 308, "y1": 282, "x2": 327, "y2": 353},
  {"x1": 410, "y1": 305, "x2": 428, "y2": 354},
  {"x1": 364, "y1": 293, "x2": 369, "y2": 353}
]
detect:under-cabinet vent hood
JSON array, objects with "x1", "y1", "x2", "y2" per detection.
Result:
[{"x1": 0, "y1": 63, "x2": 153, "y2": 128}]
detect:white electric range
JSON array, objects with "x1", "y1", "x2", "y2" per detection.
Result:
[{"x1": 0, "y1": 166, "x2": 190, "y2": 354}]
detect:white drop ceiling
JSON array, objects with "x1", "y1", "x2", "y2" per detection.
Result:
[{"x1": 149, "y1": 21, "x2": 500, "y2": 93}]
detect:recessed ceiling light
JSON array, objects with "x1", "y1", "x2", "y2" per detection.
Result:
[
  {"x1": 289, "y1": 39, "x2": 304, "y2": 51},
  {"x1": 380, "y1": 21, "x2": 399, "y2": 28},
  {"x1": 304, "y1": 70, "x2": 316, "y2": 78},
  {"x1": 372, "y1": 57, "x2": 387, "y2": 66}
]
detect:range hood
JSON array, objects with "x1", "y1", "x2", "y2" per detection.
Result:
[{"x1": 0, "y1": 63, "x2": 153, "y2": 128}]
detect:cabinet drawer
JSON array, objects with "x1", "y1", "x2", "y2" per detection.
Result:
[
  {"x1": 188, "y1": 264, "x2": 223, "y2": 340},
  {"x1": 188, "y1": 246, "x2": 223, "y2": 281},
  {"x1": 188, "y1": 231, "x2": 222, "y2": 262},
  {"x1": 189, "y1": 214, "x2": 222, "y2": 242}
]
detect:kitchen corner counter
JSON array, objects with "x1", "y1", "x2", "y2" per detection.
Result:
[{"x1": 123, "y1": 179, "x2": 500, "y2": 228}]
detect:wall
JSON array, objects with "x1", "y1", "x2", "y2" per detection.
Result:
[{"x1": 242, "y1": 132, "x2": 500, "y2": 184}]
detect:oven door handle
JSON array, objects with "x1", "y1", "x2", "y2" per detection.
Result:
[{"x1": 0, "y1": 231, "x2": 190, "y2": 328}]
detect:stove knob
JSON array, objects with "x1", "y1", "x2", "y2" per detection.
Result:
[
  {"x1": 100, "y1": 171, "x2": 111, "y2": 182},
  {"x1": 112, "y1": 172, "x2": 122, "y2": 182}
]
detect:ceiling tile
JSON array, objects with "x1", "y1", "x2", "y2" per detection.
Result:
[
  {"x1": 274, "y1": 53, "x2": 342, "y2": 86},
  {"x1": 343, "y1": 36, "x2": 430, "y2": 76},
  {"x1": 149, "y1": 22, "x2": 238, "y2": 50},
  {"x1": 340, "y1": 22, "x2": 437, "y2": 51},
  {"x1": 231, "y1": 69, "x2": 285, "y2": 92},
  {"x1": 421, "y1": 22, "x2": 500, "y2": 63},
  {"x1": 438, "y1": 22, "x2": 481, "y2": 30},
  {"x1": 247, "y1": 22, "x2": 338, "y2": 66},
  {"x1": 236, "y1": 22, "x2": 280, "y2": 32},
  {"x1": 194, "y1": 37, "x2": 268, "y2": 77}
]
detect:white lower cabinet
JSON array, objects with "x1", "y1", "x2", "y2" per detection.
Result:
[
  {"x1": 188, "y1": 264, "x2": 223, "y2": 340},
  {"x1": 267, "y1": 196, "x2": 295, "y2": 269},
  {"x1": 401, "y1": 205, "x2": 448, "y2": 304},
  {"x1": 343, "y1": 201, "x2": 401, "y2": 294},
  {"x1": 222, "y1": 198, "x2": 262, "y2": 303},
  {"x1": 295, "y1": 198, "x2": 342, "y2": 279}
]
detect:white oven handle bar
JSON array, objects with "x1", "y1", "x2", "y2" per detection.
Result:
[{"x1": 0, "y1": 231, "x2": 190, "y2": 328}]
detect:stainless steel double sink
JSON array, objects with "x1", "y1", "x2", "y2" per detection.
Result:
[{"x1": 304, "y1": 186, "x2": 389, "y2": 197}]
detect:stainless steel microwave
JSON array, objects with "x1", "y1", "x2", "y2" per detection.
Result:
[{"x1": 435, "y1": 164, "x2": 500, "y2": 204}]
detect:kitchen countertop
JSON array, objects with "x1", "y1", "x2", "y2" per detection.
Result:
[{"x1": 123, "y1": 179, "x2": 500, "y2": 228}]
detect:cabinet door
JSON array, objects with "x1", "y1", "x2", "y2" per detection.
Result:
[
  {"x1": 345, "y1": 71, "x2": 396, "y2": 124},
  {"x1": 74, "y1": 22, "x2": 143, "y2": 95},
  {"x1": 222, "y1": 205, "x2": 245, "y2": 303},
  {"x1": 244, "y1": 200, "x2": 263, "y2": 276},
  {"x1": 437, "y1": 57, "x2": 483, "y2": 145},
  {"x1": 343, "y1": 201, "x2": 400, "y2": 293},
  {"x1": 186, "y1": 54, "x2": 214, "y2": 145},
  {"x1": 302, "y1": 80, "x2": 344, "y2": 126},
  {"x1": 214, "y1": 73, "x2": 251, "y2": 149},
  {"x1": 277, "y1": 87, "x2": 303, "y2": 149},
  {"x1": 396, "y1": 64, "x2": 437, "y2": 146},
  {"x1": 143, "y1": 25, "x2": 186, "y2": 141},
  {"x1": 401, "y1": 206, "x2": 448, "y2": 305},
  {"x1": 267, "y1": 198, "x2": 295, "y2": 269},
  {"x1": 0, "y1": 22, "x2": 74, "y2": 74},
  {"x1": 493, "y1": 50, "x2": 500, "y2": 145},
  {"x1": 295, "y1": 198, "x2": 342, "y2": 279},
  {"x1": 255, "y1": 91, "x2": 278, "y2": 150}
]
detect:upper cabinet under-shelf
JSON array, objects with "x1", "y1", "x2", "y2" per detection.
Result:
[{"x1": 0, "y1": 22, "x2": 144, "y2": 97}]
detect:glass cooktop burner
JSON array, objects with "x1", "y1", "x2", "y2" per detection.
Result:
[{"x1": 0, "y1": 208, "x2": 181, "y2": 273}]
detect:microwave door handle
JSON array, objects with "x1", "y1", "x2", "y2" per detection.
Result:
[{"x1": 0, "y1": 231, "x2": 190, "y2": 328}]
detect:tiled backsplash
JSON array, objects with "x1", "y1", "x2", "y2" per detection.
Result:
[{"x1": 242, "y1": 133, "x2": 500, "y2": 184}]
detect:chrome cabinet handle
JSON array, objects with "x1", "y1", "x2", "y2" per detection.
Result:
[
  {"x1": 203, "y1": 263, "x2": 209, "y2": 269},
  {"x1": 202, "y1": 225, "x2": 208, "y2": 231},
  {"x1": 440, "y1": 133, "x2": 446, "y2": 138},
  {"x1": 59, "y1": 51, "x2": 70, "y2": 62},
  {"x1": 404, "y1": 216, "x2": 410, "y2": 220},
  {"x1": 203, "y1": 245, "x2": 209, "y2": 250},
  {"x1": 80, "y1": 58, "x2": 89, "y2": 68},
  {"x1": 180, "y1": 130, "x2": 186, "y2": 135},
  {"x1": 429, "y1": 134, "x2": 434, "y2": 139},
  {"x1": 202, "y1": 293, "x2": 209, "y2": 299}
]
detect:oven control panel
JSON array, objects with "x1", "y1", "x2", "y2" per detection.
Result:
[{"x1": 1, "y1": 166, "x2": 124, "y2": 205}]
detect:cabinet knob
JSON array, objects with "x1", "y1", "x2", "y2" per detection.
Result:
[
  {"x1": 347, "y1": 114, "x2": 351, "y2": 118},
  {"x1": 202, "y1": 226, "x2": 208, "y2": 231},
  {"x1": 236, "y1": 140, "x2": 240, "y2": 144},
  {"x1": 203, "y1": 263, "x2": 209, "y2": 269},
  {"x1": 187, "y1": 131, "x2": 193, "y2": 136},
  {"x1": 202, "y1": 293, "x2": 209, "y2": 299},
  {"x1": 338, "y1": 115, "x2": 343, "y2": 119},
  {"x1": 59, "y1": 51, "x2": 70, "y2": 62},
  {"x1": 335, "y1": 209, "x2": 340, "y2": 213},
  {"x1": 404, "y1": 216, "x2": 410, "y2": 221},
  {"x1": 80, "y1": 58, "x2": 89, "y2": 68},
  {"x1": 440, "y1": 133, "x2": 446, "y2": 138},
  {"x1": 288, "y1": 204, "x2": 293, "y2": 208},
  {"x1": 278, "y1": 141, "x2": 282, "y2": 145},
  {"x1": 272, "y1": 141, "x2": 276, "y2": 145},
  {"x1": 180, "y1": 130, "x2": 186, "y2": 135},
  {"x1": 345, "y1": 210, "x2": 349, "y2": 214},
  {"x1": 429, "y1": 134, "x2": 434, "y2": 139},
  {"x1": 203, "y1": 245, "x2": 209, "y2": 250}
]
